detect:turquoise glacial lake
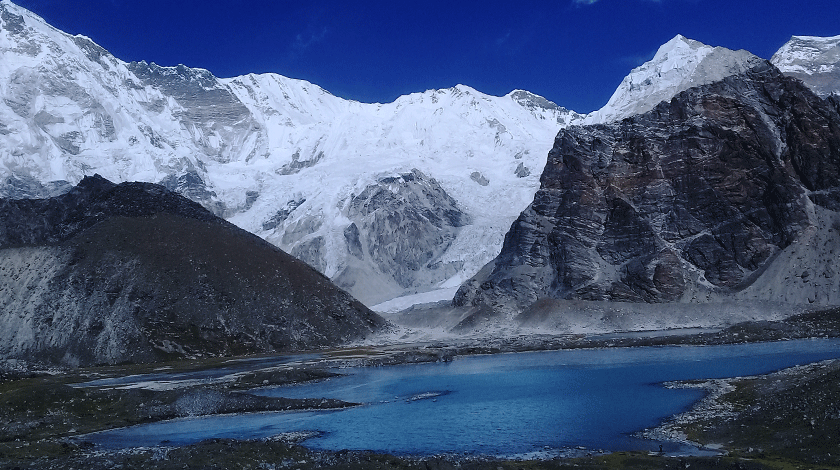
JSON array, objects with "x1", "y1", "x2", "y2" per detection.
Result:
[{"x1": 88, "y1": 339, "x2": 840, "y2": 457}]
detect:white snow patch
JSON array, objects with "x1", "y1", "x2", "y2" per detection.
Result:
[{"x1": 371, "y1": 288, "x2": 458, "y2": 313}]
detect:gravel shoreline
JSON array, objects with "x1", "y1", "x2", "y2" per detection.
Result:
[{"x1": 2, "y1": 307, "x2": 839, "y2": 469}]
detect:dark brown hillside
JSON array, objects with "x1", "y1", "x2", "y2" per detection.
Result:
[{"x1": 0, "y1": 176, "x2": 385, "y2": 367}]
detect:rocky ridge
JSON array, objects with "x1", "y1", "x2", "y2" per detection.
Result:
[
  {"x1": 0, "y1": 175, "x2": 385, "y2": 367},
  {"x1": 454, "y1": 62, "x2": 840, "y2": 322},
  {"x1": 334, "y1": 169, "x2": 473, "y2": 303}
]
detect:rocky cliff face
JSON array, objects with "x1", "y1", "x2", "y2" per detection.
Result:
[
  {"x1": 455, "y1": 62, "x2": 840, "y2": 314},
  {"x1": 0, "y1": 176, "x2": 385, "y2": 367},
  {"x1": 331, "y1": 169, "x2": 472, "y2": 304}
]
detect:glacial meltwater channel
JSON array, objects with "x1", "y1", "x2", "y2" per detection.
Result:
[{"x1": 87, "y1": 339, "x2": 840, "y2": 457}]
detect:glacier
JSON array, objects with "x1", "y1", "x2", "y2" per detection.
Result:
[{"x1": 0, "y1": 0, "x2": 582, "y2": 306}]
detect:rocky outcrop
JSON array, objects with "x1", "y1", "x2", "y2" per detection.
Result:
[
  {"x1": 455, "y1": 62, "x2": 840, "y2": 313},
  {"x1": 331, "y1": 169, "x2": 472, "y2": 305},
  {"x1": 0, "y1": 175, "x2": 385, "y2": 367}
]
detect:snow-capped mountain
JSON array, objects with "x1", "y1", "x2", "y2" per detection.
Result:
[
  {"x1": 772, "y1": 35, "x2": 840, "y2": 97},
  {"x1": 4, "y1": 0, "x2": 838, "y2": 312},
  {"x1": 584, "y1": 35, "x2": 764, "y2": 125},
  {"x1": 0, "y1": 0, "x2": 582, "y2": 307}
]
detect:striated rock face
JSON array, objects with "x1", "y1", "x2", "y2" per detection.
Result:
[
  {"x1": 332, "y1": 169, "x2": 472, "y2": 305},
  {"x1": 0, "y1": 175, "x2": 385, "y2": 367},
  {"x1": 455, "y1": 62, "x2": 840, "y2": 312}
]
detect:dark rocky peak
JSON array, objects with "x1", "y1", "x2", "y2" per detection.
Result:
[
  {"x1": 455, "y1": 62, "x2": 840, "y2": 311},
  {"x1": 73, "y1": 173, "x2": 116, "y2": 193},
  {"x1": 83, "y1": 180, "x2": 217, "y2": 221},
  {"x1": 509, "y1": 90, "x2": 564, "y2": 112},
  {"x1": 0, "y1": 174, "x2": 217, "y2": 248},
  {"x1": 0, "y1": 175, "x2": 386, "y2": 366},
  {"x1": 71, "y1": 173, "x2": 216, "y2": 222}
]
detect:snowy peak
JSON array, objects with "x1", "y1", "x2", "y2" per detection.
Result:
[
  {"x1": 772, "y1": 35, "x2": 840, "y2": 74},
  {"x1": 772, "y1": 35, "x2": 840, "y2": 97},
  {"x1": 0, "y1": 0, "x2": 89, "y2": 56},
  {"x1": 585, "y1": 35, "x2": 764, "y2": 124},
  {"x1": 508, "y1": 90, "x2": 560, "y2": 110},
  {"x1": 0, "y1": 0, "x2": 585, "y2": 309},
  {"x1": 1, "y1": 0, "x2": 49, "y2": 32},
  {"x1": 0, "y1": 0, "x2": 106, "y2": 62},
  {"x1": 652, "y1": 34, "x2": 712, "y2": 64},
  {"x1": 0, "y1": 0, "x2": 228, "y2": 190}
]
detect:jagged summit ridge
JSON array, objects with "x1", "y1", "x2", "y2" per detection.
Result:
[
  {"x1": 0, "y1": 0, "x2": 583, "y2": 307},
  {"x1": 584, "y1": 35, "x2": 764, "y2": 124}
]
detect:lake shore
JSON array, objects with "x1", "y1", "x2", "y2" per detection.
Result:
[
  {"x1": 1, "y1": 306, "x2": 839, "y2": 469},
  {"x1": 643, "y1": 357, "x2": 840, "y2": 468}
]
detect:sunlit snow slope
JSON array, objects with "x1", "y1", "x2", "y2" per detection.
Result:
[
  {"x1": 584, "y1": 35, "x2": 763, "y2": 125},
  {"x1": 772, "y1": 35, "x2": 840, "y2": 98},
  {"x1": 0, "y1": 0, "x2": 583, "y2": 306}
]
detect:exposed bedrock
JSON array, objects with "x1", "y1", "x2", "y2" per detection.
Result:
[
  {"x1": 455, "y1": 62, "x2": 840, "y2": 312},
  {"x1": 332, "y1": 169, "x2": 472, "y2": 305}
]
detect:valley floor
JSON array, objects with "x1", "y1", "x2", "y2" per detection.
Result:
[{"x1": 1, "y1": 306, "x2": 839, "y2": 470}]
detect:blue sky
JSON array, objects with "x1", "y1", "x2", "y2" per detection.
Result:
[{"x1": 13, "y1": 0, "x2": 840, "y2": 113}]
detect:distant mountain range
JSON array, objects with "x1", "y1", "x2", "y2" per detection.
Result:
[{"x1": 1, "y1": 0, "x2": 838, "y2": 326}]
